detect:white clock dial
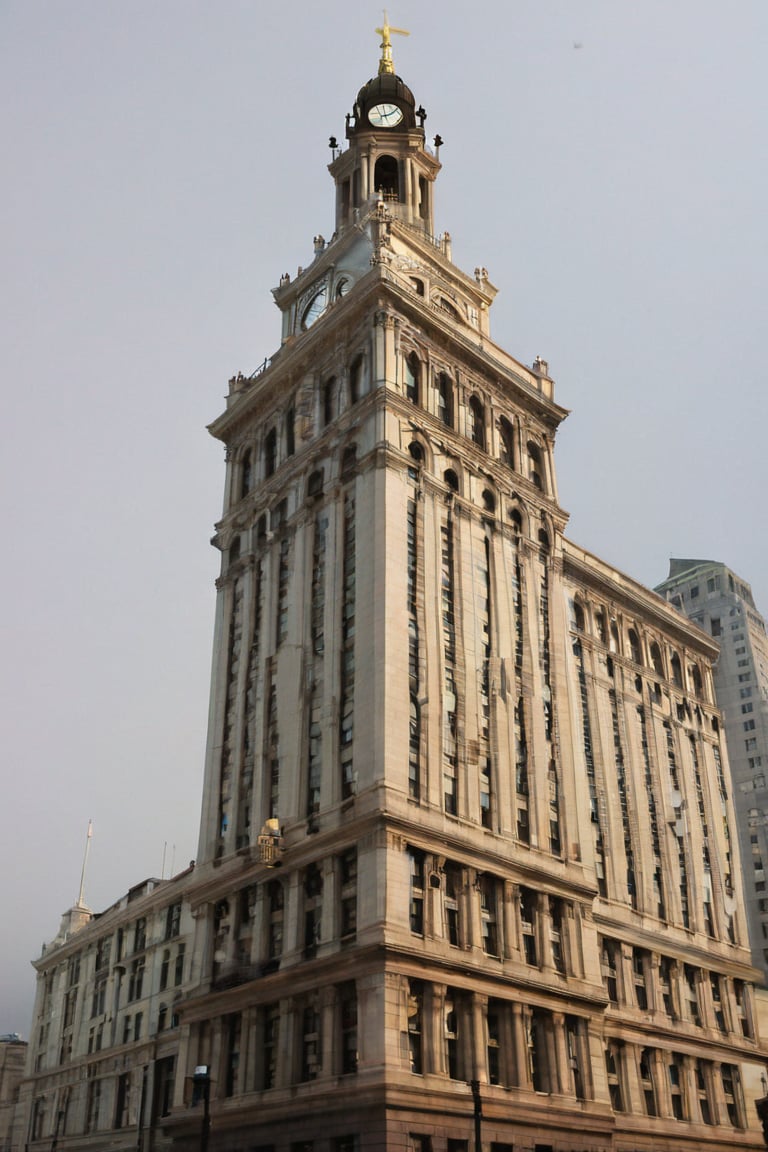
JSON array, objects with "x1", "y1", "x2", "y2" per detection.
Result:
[{"x1": 368, "y1": 102, "x2": 403, "y2": 128}]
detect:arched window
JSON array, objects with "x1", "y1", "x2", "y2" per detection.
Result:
[
  {"x1": 690, "y1": 664, "x2": 703, "y2": 698},
  {"x1": 240, "y1": 449, "x2": 253, "y2": 499},
  {"x1": 670, "y1": 652, "x2": 683, "y2": 688},
  {"x1": 405, "y1": 353, "x2": 420, "y2": 404},
  {"x1": 444, "y1": 468, "x2": 459, "y2": 492},
  {"x1": 527, "y1": 441, "x2": 545, "y2": 491},
  {"x1": 508, "y1": 507, "x2": 522, "y2": 536},
  {"x1": 264, "y1": 428, "x2": 277, "y2": 477},
  {"x1": 349, "y1": 356, "x2": 363, "y2": 405},
  {"x1": 469, "y1": 396, "x2": 485, "y2": 449},
  {"x1": 610, "y1": 621, "x2": 619, "y2": 653},
  {"x1": 498, "y1": 416, "x2": 515, "y2": 469},
  {"x1": 437, "y1": 373, "x2": 454, "y2": 427},
  {"x1": 595, "y1": 610, "x2": 608, "y2": 645},
  {"x1": 572, "y1": 602, "x2": 585, "y2": 633},
  {"x1": 307, "y1": 469, "x2": 324, "y2": 499},
  {"x1": 482, "y1": 489, "x2": 496, "y2": 513},
  {"x1": 408, "y1": 442, "x2": 424, "y2": 480},
  {"x1": 285, "y1": 407, "x2": 295, "y2": 457},
  {"x1": 650, "y1": 642, "x2": 663, "y2": 676},
  {"x1": 628, "y1": 629, "x2": 642, "y2": 665},
  {"x1": 538, "y1": 528, "x2": 550, "y2": 555},
  {"x1": 229, "y1": 536, "x2": 241, "y2": 564},
  {"x1": 374, "y1": 155, "x2": 399, "y2": 201}
]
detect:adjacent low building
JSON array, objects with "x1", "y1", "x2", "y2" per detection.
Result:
[
  {"x1": 0, "y1": 1035, "x2": 27, "y2": 1152},
  {"x1": 12, "y1": 869, "x2": 195, "y2": 1152}
]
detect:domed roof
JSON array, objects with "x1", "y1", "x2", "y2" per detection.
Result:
[{"x1": 351, "y1": 72, "x2": 417, "y2": 133}]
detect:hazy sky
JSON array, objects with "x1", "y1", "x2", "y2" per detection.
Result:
[{"x1": 1, "y1": 1, "x2": 766, "y2": 1034}]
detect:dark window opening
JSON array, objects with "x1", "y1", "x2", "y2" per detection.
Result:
[{"x1": 374, "y1": 155, "x2": 400, "y2": 202}]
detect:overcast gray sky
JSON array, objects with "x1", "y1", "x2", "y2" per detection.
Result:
[{"x1": 1, "y1": 1, "x2": 766, "y2": 1034}]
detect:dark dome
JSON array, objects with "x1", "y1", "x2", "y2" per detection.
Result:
[{"x1": 351, "y1": 73, "x2": 417, "y2": 132}]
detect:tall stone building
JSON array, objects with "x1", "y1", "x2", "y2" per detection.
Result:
[
  {"x1": 13, "y1": 29, "x2": 768, "y2": 1152},
  {"x1": 656, "y1": 559, "x2": 768, "y2": 982}
]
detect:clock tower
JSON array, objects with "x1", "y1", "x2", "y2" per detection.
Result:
[{"x1": 176, "y1": 25, "x2": 762, "y2": 1152}]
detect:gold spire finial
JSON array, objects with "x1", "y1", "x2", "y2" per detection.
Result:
[{"x1": 375, "y1": 10, "x2": 409, "y2": 75}]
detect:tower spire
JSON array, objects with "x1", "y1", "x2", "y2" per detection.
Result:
[{"x1": 375, "y1": 10, "x2": 409, "y2": 75}]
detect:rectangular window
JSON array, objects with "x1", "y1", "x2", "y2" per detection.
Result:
[
  {"x1": 408, "y1": 848, "x2": 425, "y2": 935},
  {"x1": 444, "y1": 863, "x2": 462, "y2": 946},
  {"x1": 334, "y1": 1139, "x2": 359, "y2": 1152},
  {"x1": 520, "y1": 887, "x2": 537, "y2": 965},
  {"x1": 174, "y1": 943, "x2": 185, "y2": 987},
  {"x1": 160, "y1": 949, "x2": 170, "y2": 991},
  {"x1": 165, "y1": 902, "x2": 181, "y2": 940},
  {"x1": 262, "y1": 1003, "x2": 280, "y2": 1090},
  {"x1": 115, "y1": 1073, "x2": 131, "y2": 1129},
  {"x1": 339, "y1": 848, "x2": 357, "y2": 941},
  {"x1": 154, "y1": 1056, "x2": 175, "y2": 1119},
  {"x1": 86, "y1": 1079, "x2": 102, "y2": 1132},
  {"x1": 339, "y1": 983, "x2": 358, "y2": 1074},
  {"x1": 408, "y1": 980, "x2": 423, "y2": 1074},
  {"x1": 668, "y1": 1054, "x2": 685, "y2": 1119},
  {"x1": 300, "y1": 1001, "x2": 321, "y2": 1081},
  {"x1": 133, "y1": 918, "x2": 146, "y2": 953},
  {"x1": 128, "y1": 958, "x2": 144, "y2": 1002}
]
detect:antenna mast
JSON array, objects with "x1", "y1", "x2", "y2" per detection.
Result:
[{"x1": 77, "y1": 820, "x2": 93, "y2": 908}]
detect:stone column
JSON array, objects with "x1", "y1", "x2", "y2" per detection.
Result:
[
  {"x1": 552, "y1": 1012, "x2": 571, "y2": 1096},
  {"x1": 471, "y1": 993, "x2": 488, "y2": 1084},
  {"x1": 428, "y1": 983, "x2": 447, "y2": 1076},
  {"x1": 697, "y1": 970, "x2": 715, "y2": 1029},
  {"x1": 538, "y1": 894, "x2": 555, "y2": 972},
  {"x1": 682, "y1": 1054, "x2": 700, "y2": 1123},
  {"x1": 512, "y1": 1003, "x2": 532, "y2": 1090},
  {"x1": 320, "y1": 985, "x2": 337, "y2": 1077},
  {"x1": 652, "y1": 1049, "x2": 672, "y2": 1118},
  {"x1": 467, "y1": 870, "x2": 483, "y2": 954},
  {"x1": 275, "y1": 997, "x2": 294, "y2": 1088},
  {"x1": 710, "y1": 1060, "x2": 728, "y2": 1127},
  {"x1": 499, "y1": 1001, "x2": 514, "y2": 1088},
  {"x1": 619, "y1": 942, "x2": 634, "y2": 1008},
  {"x1": 503, "y1": 880, "x2": 518, "y2": 960}
]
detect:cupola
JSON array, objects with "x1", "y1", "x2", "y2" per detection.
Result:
[{"x1": 329, "y1": 16, "x2": 440, "y2": 235}]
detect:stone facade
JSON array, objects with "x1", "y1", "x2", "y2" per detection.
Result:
[
  {"x1": 12, "y1": 39, "x2": 768, "y2": 1152},
  {"x1": 656, "y1": 559, "x2": 768, "y2": 982}
]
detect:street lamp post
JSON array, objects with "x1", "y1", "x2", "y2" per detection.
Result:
[
  {"x1": 192, "y1": 1065, "x2": 211, "y2": 1152},
  {"x1": 469, "y1": 1079, "x2": 482, "y2": 1152}
]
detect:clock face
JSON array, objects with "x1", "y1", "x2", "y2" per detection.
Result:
[
  {"x1": 368, "y1": 102, "x2": 403, "y2": 128},
  {"x1": 301, "y1": 285, "x2": 327, "y2": 330}
]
